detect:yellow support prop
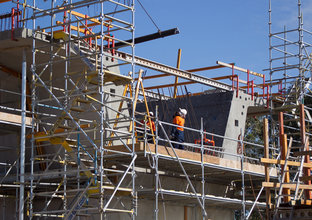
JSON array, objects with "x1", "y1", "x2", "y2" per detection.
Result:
[{"x1": 173, "y1": 49, "x2": 182, "y2": 98}]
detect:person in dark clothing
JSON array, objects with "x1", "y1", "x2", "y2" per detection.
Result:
[{"x1": 171, "y1": 108, "x2": 187, "y2": 149}]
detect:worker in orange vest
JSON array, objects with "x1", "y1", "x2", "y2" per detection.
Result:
[
  {"x1": 146, "y1": 112, "x2": 156, "y2": 143},
  {"x1": 146, "y1": 112, "x2": 156, "y2": 133},
  {"x1": 171, "y1": 108, "x2": 187, "y2": 149},
  {"x1": 138, "y1": 111, "x2": 155, "y2": 143}
]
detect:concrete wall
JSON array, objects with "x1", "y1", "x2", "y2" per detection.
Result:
[
  {"x1": 222, "y1": 91, "x2": 253, "y2": 160},
  {"x1": 138, "y1": 90, "x2": 255, "y2": 160}
]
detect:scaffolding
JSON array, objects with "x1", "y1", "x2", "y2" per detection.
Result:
[
  {"x1": 248, "y1": 0, "x2": 312, "y2": 219},
  {"x1": 0, "y1": 1, "x2": 295, "y2": 220},
  {"x1": 23, "y1": 0, "x2": 137, "y2": 219}
]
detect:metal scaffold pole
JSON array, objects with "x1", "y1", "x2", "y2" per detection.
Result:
[
  {"x1": 100, "y1": 1, "x2": 105, "y2": 219},
  {"x1": 155, "y1": 105, "x2": 159, "y2": 220},
  {"x1": 16, "y1": 0, "x2": 137, "y2": 217},
  {"x1": 131, "y1": 0, "x2": 136, "y2": 219},
  {"x1": 265, "y1": 0, "x2": 312, "y2": 217},
  {"x1": 19, "y1": 48, "x2": 27, "y2": 220},
  {"x1": 298, "y1": 0, "x2": 304, "y2": 104},
  {"x1": 240, "y1": 129, "x2": 245, "y2": 219},
  {"x1": 63, "y1": 0, "x2": 69, "y2": 212},
  {"x1": 200, "y1": 117, "x2": 205, "y2": 220},
  {"x1": 30, "y1": 1, "x2": 36, "y2": 218},
  {"x1": 0, "y1": 0, "x2": 292, "y2": 219}
]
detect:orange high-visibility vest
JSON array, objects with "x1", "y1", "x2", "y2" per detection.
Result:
[
  {"x1": 173, "y1": 116, "x2": 185, "y2": 131},
  {"x1": 147, "y1": 120, "x2": 156, "y2": 132}
]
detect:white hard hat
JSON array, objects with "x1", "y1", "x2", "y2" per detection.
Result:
[
  {"x1": 179, "y1": 108, "x2": 187, "y2": 116},
  {"x1": 149, "y1": 111, "x2": 154, "y2": 116}
]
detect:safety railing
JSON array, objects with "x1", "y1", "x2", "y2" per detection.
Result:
[
  {"x1": 136, "y1": 108, "x2": 273, "y2": 220},
  {"x1": 0, "y1": 5, "x2": 22, "y2": 40},
  {"x1": 136, "y1": 111, "x2": 267, "y2": 165}
]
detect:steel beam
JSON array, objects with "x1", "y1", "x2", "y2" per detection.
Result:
[{"x1": 115, "y1": 51, "x2": 233, "y2": 91}]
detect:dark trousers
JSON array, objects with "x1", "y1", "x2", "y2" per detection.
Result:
[{"x1": 173, "y1": 129, "x2": 184, "y2": 149}]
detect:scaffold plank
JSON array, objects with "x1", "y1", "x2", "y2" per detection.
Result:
[
  {"x1": 262, "y1": 182, "x2": 312, "y2": 190},
  {"x1": 0, "y1": 111, "x2": 32, "y2": 127},
  {"x1": 107, "y1": 142, "x2": 273, "y2": 176},
  {"x1": 261, "y1": 158, "x2": 312, "y2": 168}
]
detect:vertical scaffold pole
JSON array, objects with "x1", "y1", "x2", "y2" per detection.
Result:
[
  {"x1": 131, "y1": 0, "x2": 136, "y2": 219},
  {"x1": 240, "y1": 129, "x2": 245, "y2": 219},
  {"x1": 100, "y1": 1, "x2": 105, "y2": 219},
  {"x1": 200, "y1": 118, "x2": 205, "y2": 220},
  {"x1": 63, "y1": 0, "x2": 69, "y2": 212},
  {"x1": 283, "y1": 25, "x2": 287, "y2": 97},
  {"x1": 19, "y1": 48, "x2": 27, "y2": 220},
  {"x1": 155, "y1": 105, "x2": 159, "y2": 220},
  {"x1": 30, "y1": 0, "x2": 36, "y2": 218},
  {"x1": 298, "y1": 0, "x2": 304, "y2": 104},
  {"x1": 268, "y1": 0, "x2": 272, "y2": 109}
]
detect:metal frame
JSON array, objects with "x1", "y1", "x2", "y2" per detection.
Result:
[
  {"x1": 25, "y1": 0, "x2": 137, "y2": 219},
  {"x1": 0, "y1": 1, "x2": 284, "y2": 220},
  {"x1": 246, "y1": 1, "x2": 312, "y2": 218}
]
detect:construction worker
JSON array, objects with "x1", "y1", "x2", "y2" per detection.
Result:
[
  {"x1": 171, "y1": 108, "x2": 187, "y2": 149},
  {"x1": 146, "y1": 112, "x2": 156, "y2": 133},
  {"x1": 137, "y1": 111, "x2": 156, "y2": 143},
  {"x1": 146, "y1": 112, "x2": 156, "y2": 143}
]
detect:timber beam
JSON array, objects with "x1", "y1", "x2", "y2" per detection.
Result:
[
  {"x1": 144, "y1": 75, "x2": 234, "y2": 90},
  {"x1": 262, "y1": 182, "x2": 312, "y2": 190},
  {"x1": 260, "y1": 158, "x2": 312, "y2": 168},
  {"x1": 135, "y1": 63, "x2": 235, "y2": 81}
]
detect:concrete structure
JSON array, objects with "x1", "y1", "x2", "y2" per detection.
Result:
[
  {"x1": 0, "y1": 1, "x2": 291, "y2": 220},
  {"x1": 138, "y1": 90, "x2": 265, "y2": 160}
]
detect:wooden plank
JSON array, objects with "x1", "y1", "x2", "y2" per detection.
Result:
[
  {"x1": 217, "y1": 61, "x2": 264, "y2": 78},
  {"x1": 293, "y1": 151, "x2": 312, "y2": 156},
  {"x1": 70, "y1": 10, "x2": 100, "y2": 24},
  {"x1": 144, "y1": 75, "x2": 234, "y2": 90},
  {"x1": 300, "y1": 176, "x2": 312, "y2": 182},
  {"x1": 281, "y1": 133, "x2": 290, "y2": 202},
  {"x1": 262, "y1": 182, "x2": 312, "y2": 190},
  {"x1": 274, "y1": 105, "x2": 299, "y2": 112},
  {"x1": 69, "y1": 10, "x2": 111, "y2": 28},
  {"x1": 0, "y1": 0, "x2": 10, "y2": 3},
  {"x1": 231, "y1": 77, "x2": 248, "y2": 85},
  {"x1": 300, "y1": 104, "x2": 312, "y2": 199},
  {"x1": 106, "y1": 142, "x2": 270, "y2": 175},
  {"x1": 298, "y1": 199, "x2": 312, "y2": 206},
  {"x1": 55, "y1": 21, "x2": 112, "y2": 35},
  {"x1": 139, "y1": 79, "x2": 155, "y2": 144},
  {"x1": 56, "y1": 21, "x2": 85, "y2": 34},
  {"x1": 173, "y1": 48, "x2": 182, "y2": 98},
  {"x1": 260, "y1": 158, "x2": 312, "y2": 168},
  {"x1": 263, "y1": 118, "x2": 271, "y2": 219},
  {"x1": 127, "y1": 70, "x2": 144, "y2": 144},
  {"x1": 135, "y1": 64, "x2": 235, "y2": 81},
  {"x1": 0, "y1": 112, "x2": 32, "y2": 127}
]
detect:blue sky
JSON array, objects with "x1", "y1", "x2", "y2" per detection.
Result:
[
  {"x1": 135, "y1": 0, "x2": 268, "y2": 72},
  {"x1": 1, "y1": 0, "x2": 311, "y2": 93}
]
